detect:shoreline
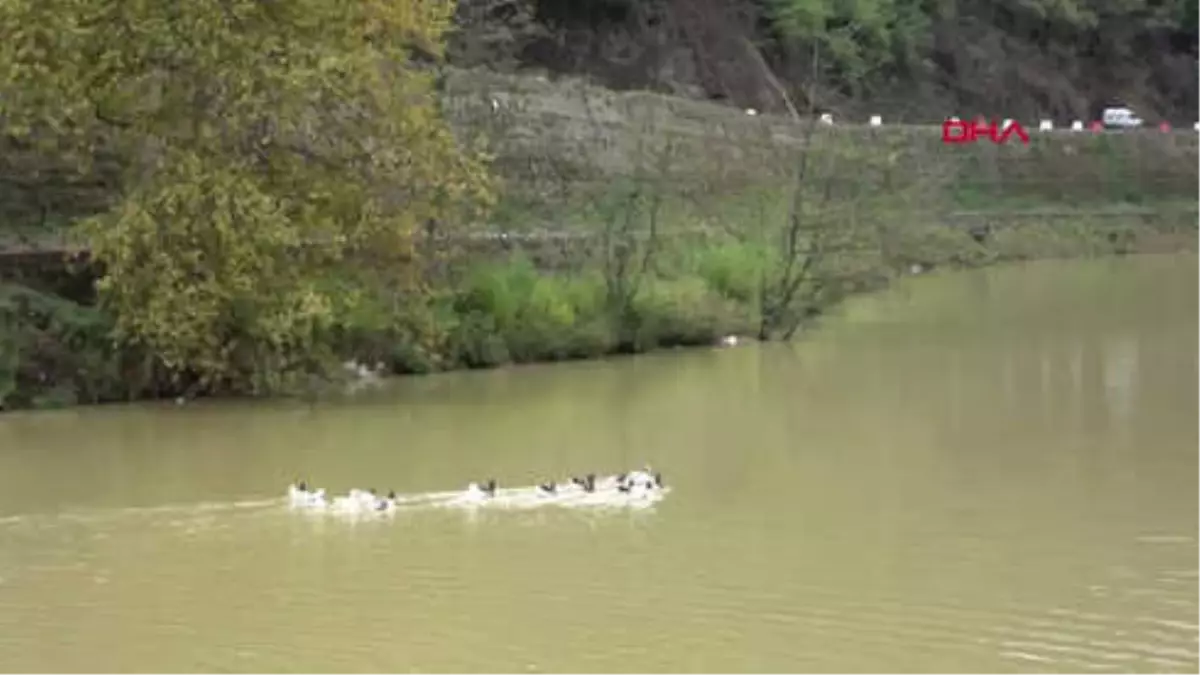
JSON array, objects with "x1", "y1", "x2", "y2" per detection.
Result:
[{"x1": 4, "y1": 236, "x2": 1192, "y2": 415}]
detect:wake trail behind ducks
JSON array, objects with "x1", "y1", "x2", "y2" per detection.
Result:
[
  {"x1": 0, "y1": 484, "x2": 669, "y2": 530},
  {"x1": 0, "y1": 497, "x2": 284, "y2": 530},
  {"x1": 424, "y1": 484, "x2": 669, "y2": 511},
  {"x1": 297, "y1": 484, "x2": 671, "y2": 519}
]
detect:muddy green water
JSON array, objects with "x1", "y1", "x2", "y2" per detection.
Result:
[{"x1": 0, "y1": 255, "x2": 1196, "y2": 673}]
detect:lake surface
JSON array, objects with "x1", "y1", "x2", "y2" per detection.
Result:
[{"x1": 0, "y1": 254, "x2": 1195, "y2": 673}]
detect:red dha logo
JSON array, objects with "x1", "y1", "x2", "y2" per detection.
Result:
[{"x1": 942, "y1": 118, "x2": 1031, "y2": 145}]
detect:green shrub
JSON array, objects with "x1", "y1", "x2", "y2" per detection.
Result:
[
  {"x1": 626, "y1": 277, "x2": 750, "y2": 351},
  {"x1": 448, "y1": 309, "x2": 512, "y2": 368},
  {"x1": 0, "y1": 283, "x2": 130, "y2": 408},
  {"x1": 692, "y1": 242, "x2": 774, "y2": 308},
  {"x1": 447, "y1": 257, "x2": 616, "y2": 364}
]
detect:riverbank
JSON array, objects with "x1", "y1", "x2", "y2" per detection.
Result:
[{"x1": 2, "y1": 206, "x2": 1194, "y2": 411}]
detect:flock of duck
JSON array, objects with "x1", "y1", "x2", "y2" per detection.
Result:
[{"x1": 286, "y1": 466, "x2": 667, "y2": 515}]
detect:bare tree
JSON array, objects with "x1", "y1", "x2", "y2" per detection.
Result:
[
  {"x1": 572, "y1": 83, "x2": 682, "y2": 330},
  {"x1": 720, "y1": 35, "x2": 899, "y2": 340}
]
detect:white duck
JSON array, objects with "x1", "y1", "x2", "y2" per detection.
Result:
[
  {"x1": 373, "y1": 491, "x2": 399, "y2": 513},
  {"x1": 619, "y1": 467, "x2": 663, "y2": 493},
  {"x1": 461, "y1": 479, "x2": 497, "y2": 503},
  {"x1": 288, "y1": 481, "x2": 327, "y2": 507},
  {"x1": 623, "y1": 466, "x2": 657, "y2": 486},
  {"x1": 618, "y1": 480, "x2": 652, "y2": 498},
  {"x1": 566, "y1": 474, "x2": 597, "y2": 493}
]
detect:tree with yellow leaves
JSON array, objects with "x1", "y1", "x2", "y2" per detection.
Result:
[{"x1": 0, "y1": 0, "x2": 493, "y2": 394}]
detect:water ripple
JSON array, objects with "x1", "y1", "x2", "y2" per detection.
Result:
[{"x1": 0, "y1": 489, "x2": 1194, "y2": 672}]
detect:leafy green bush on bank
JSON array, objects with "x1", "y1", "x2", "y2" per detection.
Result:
[
  {"x1": 393, "y1": 255, "x2": 754, "y2": 372},
  {"x1": 0, "y1": 254, "x2": 755, "y2": 409}
]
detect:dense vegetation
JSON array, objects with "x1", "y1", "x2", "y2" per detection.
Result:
[
  {"x1": 0, "y1": 0, "x2": 493, "y2": 398},
  {"x1": 0, "y1": 0, "x2": 1196, "y2": 411},
  {"x1": 450, "y1": 0, "x2": 1198, "y2": 123}
]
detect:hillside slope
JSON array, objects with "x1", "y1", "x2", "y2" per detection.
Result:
[{"x1": 447, "y1": 0, "x2": 1199, "y2": 125}]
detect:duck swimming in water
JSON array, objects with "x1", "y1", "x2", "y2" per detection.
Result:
[
  {"x1": 289, "y1": 468, "x2": 666, "y2": 514},
  {"x1": 288, "y1": 480, "x2": 308, "y2": 501},
  {"x1": 465, "y1": 479, "x2": 497, "y2": 500},
  {"x1": 288, "y1": 480, "x2": 327, "y2": 507},
  {"x1": 569, "y1": 474, "x2": 597, "y2": 493},
  {"x1": 375, "y1": 490, "x2": 398, "y2": 512},
  {"x1": 622, "y1": 466, "x2": 658, "y2": 488},
  {"x1": 616, "y1": 468, "x2": 662, "y2": 495}
]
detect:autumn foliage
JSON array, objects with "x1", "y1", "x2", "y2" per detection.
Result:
[{"x1": 0, "y1": 0, "x2": 493, "y2": 393}]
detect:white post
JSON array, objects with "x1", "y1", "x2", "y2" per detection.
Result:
[
  {"x1": 1070, "y1": 120, "x2": 1084, "y2": 132},
  {"x1": 869, "y1": 115, "x2": 882, "y2": 127},
  {"x1": 1039, "y1": 120, "x2": 1053, "y2": 131},
  {"x1": 819, "y1": 112, "x2": 833, "y2": 125}
]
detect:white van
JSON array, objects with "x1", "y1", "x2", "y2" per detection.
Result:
[{"x1": 1101, "y1": 107, "x2": 1143, "y2": 129}]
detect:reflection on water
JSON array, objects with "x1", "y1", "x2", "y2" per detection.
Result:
[
  {"x1": 0, "y1": 254, "x2": 1195, "y2": 672},
  {"x1": 1102, "y1": 336, "x2": 1140, "y2": 429}
]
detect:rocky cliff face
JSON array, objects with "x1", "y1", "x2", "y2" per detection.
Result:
[{"x1": 446, "y1": 0, "x2": 1199, "y2": 125}]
